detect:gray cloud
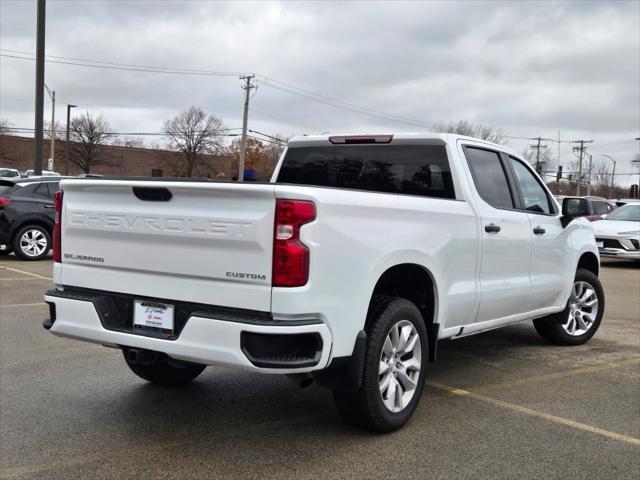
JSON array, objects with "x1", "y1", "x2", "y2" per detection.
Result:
[{"x1": 1, "y1": 0, "x2": 639, "y2": 183}]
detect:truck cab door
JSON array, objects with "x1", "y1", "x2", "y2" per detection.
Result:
[
  {"x1": 507, "y1": 157, "x2": 572, "y2": 310},
  {"x1": 462, "y1": 146, "x2": 533, "y2": 323}
]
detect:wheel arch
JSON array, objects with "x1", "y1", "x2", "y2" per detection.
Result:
[
  {"x1": 368, "y1": 263, "x2": 440, "y2": 363},
  {"x1": 577, "y1": 251, "x2": 599, "y2": 276},
  {"x1": 9, "y1": 216, "x2": 54, "y2": 241}
]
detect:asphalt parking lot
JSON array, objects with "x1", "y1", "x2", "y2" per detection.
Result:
[{"x1": 0, "y1": 257, "x2": 638, "y2": 479}]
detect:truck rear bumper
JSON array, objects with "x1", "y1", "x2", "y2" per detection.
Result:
[{"x1": 44, "y1": 289, "x2": 332, "y2": 374}]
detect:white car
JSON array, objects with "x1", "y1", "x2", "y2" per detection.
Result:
[
  {"x1": 0, "y1": 168, "x2": 21, "y2": 178},
  {"x1": 24, "y1": 169, "x2": 61, "y2": 177},
  {"x1": 42, "y1": 133, "x2": 603, "y2": 432},
  {"x1": 592, "y1": 203, "x2": 640, "y2": 261}
]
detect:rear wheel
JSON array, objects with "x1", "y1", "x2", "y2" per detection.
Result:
[
  {"x1": 533, "y1": 269, "x2": 604, "y2": 346},
  {"x1": 12, "y1": 225, "x2": 51, "y2": 261},
  {"x1": 333, "y1": 297, "x2": 428, "y2": 432},
  {"x1": 123, "y1": 350, "x2": 206, "y2": 386}
]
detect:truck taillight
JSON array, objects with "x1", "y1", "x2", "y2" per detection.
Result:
[
  {"x1": 273, "y1": 199, "x2": 316, "y2": 287},
  {"x1": 53, "y1": 190, "x2": 63, "y2": 263}
]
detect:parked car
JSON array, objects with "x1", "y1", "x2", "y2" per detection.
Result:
[
  {"x1": 0, "y1": 177, "x2": 62, "y2": 260},
  {"x1": 592, "y1": 203, "x2": 640, "y2": 261},
  {"x1": 0, "y1": 168, "x2": 21, "y2": 178},
  {"x1": 613, "y1": 199, "x2": 640, "y2": 207},
  {"x1": 555, "y1": 195, "x2": 615, "y2": 221},
  {"x1": 23, "y1": 169, "x2": 61, "y2": 177},
  {"x1": 43, "y1": 133, "x2": 603, "y2": 432}
]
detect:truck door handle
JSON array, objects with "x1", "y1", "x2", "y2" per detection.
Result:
[
  {"x1": 43, "y1": 204, "x2": 55, "y2": 209},
  {"x1": 484, "y1": 223, "x2": 501, "y2": 233},
  {"x1": 533, "y1": 226, "x2": 546, "y2": 235}
]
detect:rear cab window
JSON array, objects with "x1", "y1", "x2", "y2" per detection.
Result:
[
  {"x1": 591, "y1": 201, "x2": 609, "y2": 216},
  {"x1": 463, "y1": 147, "x2": 515, "y2": 209},
  {"x1": 276, "y1": 144, "x2": 456, "y2": 199}
]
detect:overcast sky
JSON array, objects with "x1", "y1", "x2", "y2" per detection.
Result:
[{"x1": 1, "y1": 0, "x2": 639, "y2": 184}]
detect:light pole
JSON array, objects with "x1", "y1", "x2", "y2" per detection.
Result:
[
  {"x1": 64, "y1": 104, "x2": 76, "y2": 176},
  {"x1": 44, "y1": 83, "x2": 55, "y2": 170},
  {"x1": 601, "y1": 154, "x2": 616, "y2": 199}
]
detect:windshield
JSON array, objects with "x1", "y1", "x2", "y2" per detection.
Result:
[
  {"x1": 606, "y1": 204, "x2": 640, "y2": 222},
  {"x1": 0, "y1": 170, "x2": 19, "y2": 178}
]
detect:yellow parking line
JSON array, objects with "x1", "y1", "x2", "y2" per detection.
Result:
[
  {"x1": 427, "y1": 381, "x2": 640, "y2": 446},
  {"x1": 0, "y1": 277, "x2": 51, "y2": 281},
  {"x1": 1, "y1": 303, "x2": 47, "y2": 308},
  {"x1": 472, "y1": 357, "x2": 640, "y2": 392},
  {"x1": 0, "y1": 266, "x2": 52, "y2": 281}
]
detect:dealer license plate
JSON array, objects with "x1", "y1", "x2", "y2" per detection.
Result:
[{"x1": 133, "y1": 300, "x2": 174, "y2": 333}]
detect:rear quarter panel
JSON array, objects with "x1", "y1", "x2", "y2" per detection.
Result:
[{"x1": 271, "y1": 184, "x2": 480, "y2": 357}]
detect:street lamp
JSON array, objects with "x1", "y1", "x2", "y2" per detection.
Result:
[
  {"x1": 601, "y1": 155, "x2": 616, "y2": 199},
  {"x1": 64, "y1": 104, "x2": 76, "y2": 176}
]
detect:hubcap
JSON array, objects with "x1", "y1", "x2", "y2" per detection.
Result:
[
  {"x1": 562, "y1": 280, "x2": 599, "y2": 336},
  {"x1": 19, "y1": 229, "x2": 47, "y2": 257},
  {"x1": 379, "y1": 320, "x2": 422, "y2": 413}
]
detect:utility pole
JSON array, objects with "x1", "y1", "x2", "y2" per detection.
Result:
[
  {"x1": 238, "y1": 74, "x2": 256, "y2": 182},
  {"x1": 64, "y1": 104, "x2": 76, "y2": 176},
  {"x1": 571, "y1": 140, "x2": 593, "y2": 196},
  {"x1": 529, "y1": 136, "x2": 552, "y2": 175},
  {"x1": 33, "y1": 0, "x2": 46, "y2": 176},
  {"x1": 586, "y1": 154, "x2": 593, "y2": 196},
  {"x1": 45, "y1": 84, "x2": 55, "y2": 170}
]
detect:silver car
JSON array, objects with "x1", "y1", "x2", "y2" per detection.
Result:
[{"x1": 592, "y1": 203, "x2": 640, "y2": 261}]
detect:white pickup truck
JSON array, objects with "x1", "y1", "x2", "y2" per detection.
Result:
[{"x1": 43, "y1": 133, "x2": 604, "y2": 432}]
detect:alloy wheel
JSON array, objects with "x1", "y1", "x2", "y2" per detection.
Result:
[
  {"x1": 19, "y1": 229, "x2": 48, "y2": 257},
  {"x1": 379, "y1": 320, "x2": 422, "y2": 413},
  {"x1": 562, "y1": 280, "x2": 599, "y2": 336}
]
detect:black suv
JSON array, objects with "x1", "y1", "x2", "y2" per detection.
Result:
[{"x1": 0, "y1": 178, "x2": 62, "y2": 260}]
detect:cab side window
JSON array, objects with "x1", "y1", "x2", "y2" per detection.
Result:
[{"x1": 509, "y1": 157, "x2": 555, "y2": 215}]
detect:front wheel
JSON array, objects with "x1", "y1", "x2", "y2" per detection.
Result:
[
  {"x1": 333, "y1": 297, "x2": 428, "y2": 432},
  {"x1": 533, "y1": 269, "x2": 605, "y2": 346},
  {"x1": 123, "y1": 350, "x2": 206, "y2": 386}
]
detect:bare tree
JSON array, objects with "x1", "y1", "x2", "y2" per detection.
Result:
[
  {"x1": 227, "y1": 135, "x2": 287, "y2": 180},
  {"x1": 434, "y1": 120, "x2": 507, "y2": 144},
  {"x1": 116, "y1": 136, "x2": 145, "y2": 148},
  {"x1": 633, "y1": 153, "x2": 640, "y2": 173},
  {"x1": 43, "y1": 120, "x2": 64, "y2": 141},
  {"x1": 163, "y1": 106, "x2": 225, "y2": 177},
  {"x1": 522, "y1": 146, "x2": 555, "y2": 177},
  {"x1": 69, "y1": 112, "x2": 114, "y2": 174},
  {"x1": 589, "y1": 160, "x2": 615, "y2": 197},
  {"x1": 0, "y1": 119, "x2": 11, "y2": 135}
]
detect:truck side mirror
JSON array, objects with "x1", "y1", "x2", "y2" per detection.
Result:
[{"x1": 561, "y1": 198, "x2": 589, "y2": 227}]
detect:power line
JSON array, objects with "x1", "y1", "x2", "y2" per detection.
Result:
[{"x1": 1, "y1": 50, "x2": 441, "y2": 130}]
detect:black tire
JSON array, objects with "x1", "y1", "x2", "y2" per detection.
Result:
[
  {"x1": 533, "y1": 269, "x2": 605, "y2": 346},
  {"x1": 12, "y1": 224, "x2": 51, "y2": 261},
  {"x1": 123, "y1": 350, "x2": 206, "y2": 386},
  {"x1": 333, "y1": 296, "x2": 428, "y2": 432},
  {"x1": 0, "y1": 245, "x2": 12, "y2": 256}
]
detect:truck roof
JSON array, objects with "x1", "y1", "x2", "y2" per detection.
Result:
[{"x1": 287, "y1": 132, "x2": 511, "y2": 153}]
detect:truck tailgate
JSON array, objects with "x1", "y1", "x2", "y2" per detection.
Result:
[{"x1": 58, "y1": 180, "x2": 276, "y2": 311}]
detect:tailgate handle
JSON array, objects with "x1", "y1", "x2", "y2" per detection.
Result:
[{"x1": 132, "y1": 187, "x2": 172, "y2": 202}]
